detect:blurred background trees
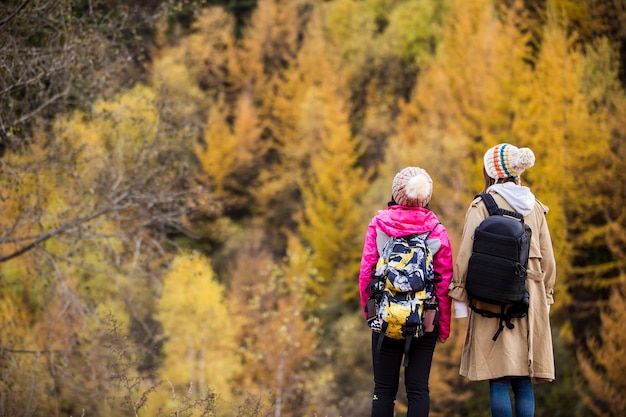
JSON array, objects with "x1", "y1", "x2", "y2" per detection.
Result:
[{"x1": 1, "y1": 0, "x2": 626, "y2": 416}]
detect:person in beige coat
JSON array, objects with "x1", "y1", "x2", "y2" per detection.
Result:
[{"x1": 449, "y1": 143, "x2": 556, "y2": 417}]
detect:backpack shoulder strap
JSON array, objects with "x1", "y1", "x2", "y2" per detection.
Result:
[
  {"x1": 477, "y1": 193, "x2": 499, "y2": 216},
  {"x1": 477, "y1": 193, "x2": 523, "y2": 220},
  {"x1": 376, "y1": 230, "x2": 391, "y2": 254},
  {"x1": 426, "y1": 222, "x2": 441, "y2": 239}
]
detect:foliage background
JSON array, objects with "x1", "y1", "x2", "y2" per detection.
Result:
[{"x1": 1, "y1": 0, "x2": 625, "y2": 416}]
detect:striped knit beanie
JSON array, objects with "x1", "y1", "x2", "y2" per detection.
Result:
[
  {"x1": 391, "y1": 167, "x2": 433, "y2": 207},
  {"x1": 483, "y1": 143, "x2": 535, "y2": 180}
]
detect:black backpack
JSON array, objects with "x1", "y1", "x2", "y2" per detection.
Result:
[{"x1": 465, "y1": 193, "x2": 532, "y2": 340}]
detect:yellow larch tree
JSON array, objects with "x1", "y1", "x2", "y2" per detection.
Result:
[
  {"x1": 164, "y1": 6, "x2": 244, "y2": 97},
  {"x1": 252, "y1": 58, "x2": 310, "y2": 242},
  {"x1": 195, "y1": 92, "x2": 263, "y2": 212},
  {"x1": 150, "y1": 25, "x2": 209, "y2": 134},
  {"x1": 565, "y1": 35, "x2": 626, "y2": 414},
  {"x1": 238, "y1": 0, "x2": 306, "y2": 104},
  {"x1": 577, "y1": 281, "x2": 626, "y2": 416},
  {"x1": 323, "y1": 0, "x2": 377, "y2": 74},
  {"x1": 296, "y1": 52, "x2": 371, "y2": 314},
  {"x1": 240, "y1": 0, "x2": 317, "y2": 252},
  {"x1": 594, "y1": 42, "x2": 626, "y2": 298},
  {"x1": 155, "y1": 250, "x2": 240, "y2": 415}
]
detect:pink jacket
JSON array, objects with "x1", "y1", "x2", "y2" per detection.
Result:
[{"x1": 358, "y1": 205, "x2": 454, "y2": 339}]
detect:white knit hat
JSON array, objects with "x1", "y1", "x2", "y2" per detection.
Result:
[
  {"x1": 391, "y1": 167, "x2": 433, "y2": 207},
  {"x1": 483, "y1": 143, "x2": 535, "y2": 179}
]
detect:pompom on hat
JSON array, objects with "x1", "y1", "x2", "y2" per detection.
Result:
[
  {"x1": 483, "y1": 143, "x2": 536, "y2": 179},
  {"x1": 391, "y1": 167, "x2": 433, "y2": 207}
]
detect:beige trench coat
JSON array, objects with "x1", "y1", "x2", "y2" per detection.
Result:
[{"x1": 449, "y1": 191, "x2": 557, "y2": 382}]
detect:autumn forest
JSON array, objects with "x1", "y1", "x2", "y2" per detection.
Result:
[{"x1": 1, "y1": 0, "x2": 626, "y2": 416}]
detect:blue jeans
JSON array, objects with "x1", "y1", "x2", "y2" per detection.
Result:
[
  {"x1": 489, "y1": 376, "x2": 535, "y2": 417},
  {"x1": 371, "y1": 331, "x2": 437, "y2": 417}
]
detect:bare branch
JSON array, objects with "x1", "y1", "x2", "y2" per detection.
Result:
[
  {"x1": 0, "y1": 207, "x2": 112, "y2": 263},
  {"x1": 0, "y1": 0, "x2": 32, "y2": 29},
  {"x1": 15, "y1": 86, "x2": 71, "y2": 125}
]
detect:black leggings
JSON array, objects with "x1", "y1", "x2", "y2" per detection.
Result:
[{"x1": 371, "y1": 331, "x2": 438, "y2": 417}]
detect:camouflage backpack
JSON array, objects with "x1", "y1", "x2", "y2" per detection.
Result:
[{"x1": 366, "y1": 224, "x2": 440, "y2": 366}]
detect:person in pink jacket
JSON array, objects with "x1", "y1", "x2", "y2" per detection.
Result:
[{"x1": 359, "y1": 166, "x2": 454, "y2": 417}]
